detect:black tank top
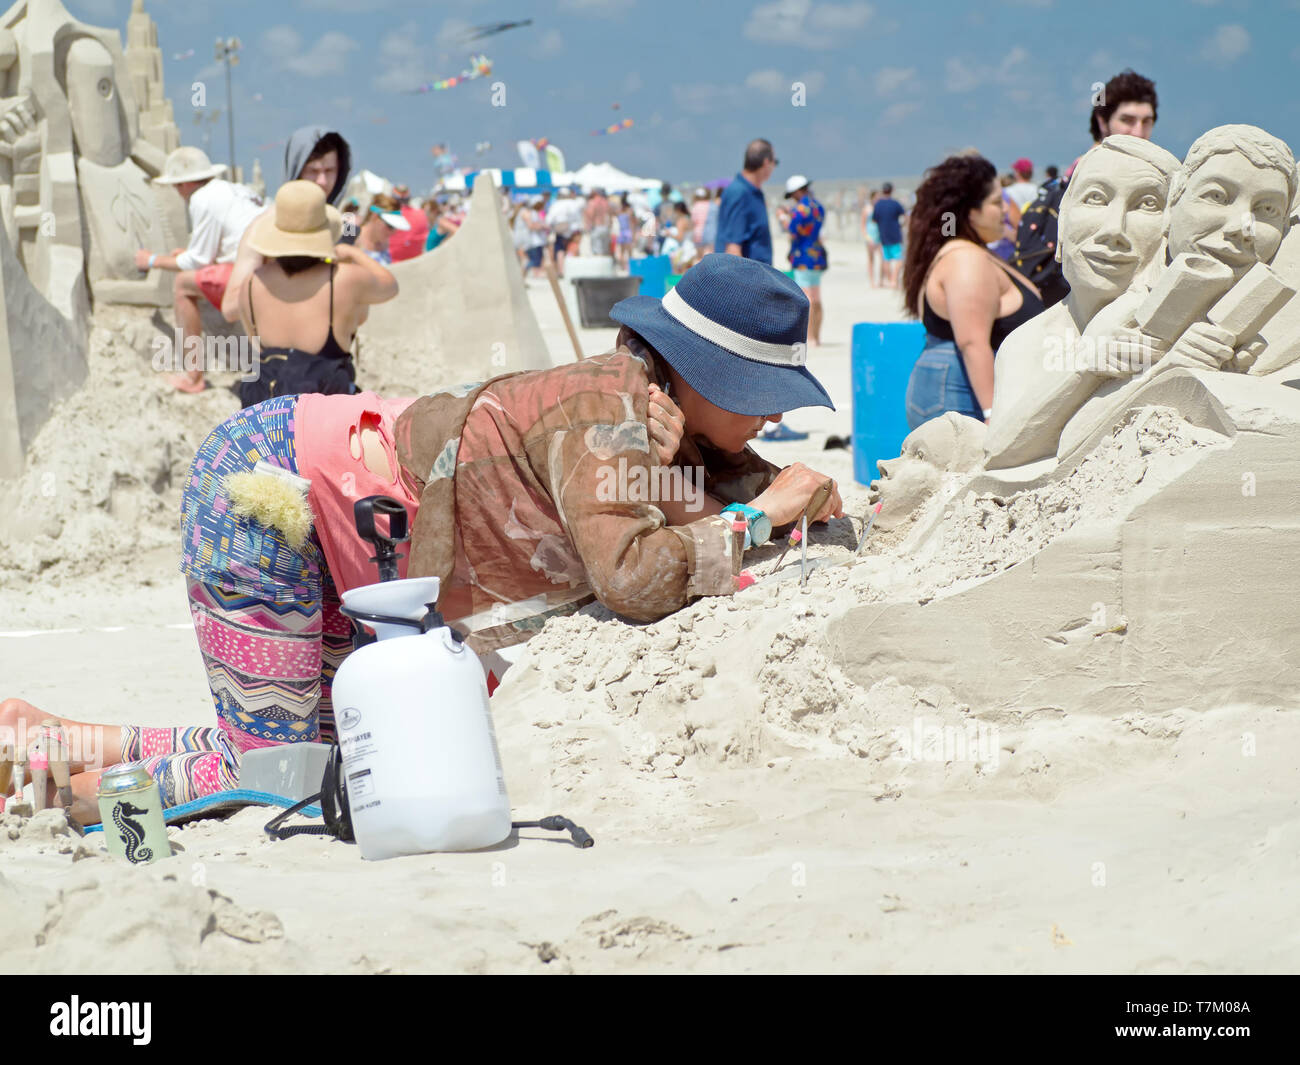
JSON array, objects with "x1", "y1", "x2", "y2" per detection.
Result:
[
  {"x1": 922, "y1": 262, "x2": 1044, "y2": 352},
  {"x1": 239, "y1": 264, "x2": 356, "y2": 408}
]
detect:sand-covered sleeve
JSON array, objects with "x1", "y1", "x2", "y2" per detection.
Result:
[{"x1": 541, "y1": 383, "x2": 742, "y2": 622}]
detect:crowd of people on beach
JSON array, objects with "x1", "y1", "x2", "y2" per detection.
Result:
[{"x1": 10, "y1": 63, "x2": 1293, "y2": 831}]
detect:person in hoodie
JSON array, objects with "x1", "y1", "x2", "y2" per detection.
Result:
[{"x1": 221, "y1": 127, "x2": 353, "y2": 322}]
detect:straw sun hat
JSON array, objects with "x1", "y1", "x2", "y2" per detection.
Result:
[{"x1": 246, "y1": 180, "x2": 344, "y2": 259}]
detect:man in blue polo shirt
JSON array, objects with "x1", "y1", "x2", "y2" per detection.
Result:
[{"x1": 717, "y1": 138, "x2": 776, "y2": 266}]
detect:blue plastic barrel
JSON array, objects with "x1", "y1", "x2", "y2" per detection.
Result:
[
  {"x1": 850, "y1": 321, "x2": 926, "y2": 485},
  {"x1": 629, "y1": 254, "x2": 672, "y2": 296}
]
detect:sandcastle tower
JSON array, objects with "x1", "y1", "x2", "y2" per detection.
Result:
[{"x1": 124, "y1": 0, "x2": 178, "y2": 154}]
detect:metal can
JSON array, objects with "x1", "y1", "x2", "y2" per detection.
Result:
[{"x1": 96, "y1": 765, "x2": 173, "y2": 865}]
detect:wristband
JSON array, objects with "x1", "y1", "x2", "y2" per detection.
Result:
[
  {"x1": 720, "y1": 503, "x2": 772, "y2": 549},
  {"x1": 147, "y1": 253, "x2": 157, "y2": 269}
]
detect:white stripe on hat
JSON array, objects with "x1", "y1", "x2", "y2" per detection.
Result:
[{"x1": 661, "y1": 287, "x2": 806, "y2": 367}]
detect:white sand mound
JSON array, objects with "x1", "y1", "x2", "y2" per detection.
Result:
[
  {"x1": 0, "y1": 806, "x2": 296, "y2": 974},
  {"x1": 0, "y1": 305, "x2": 241, "y2": 588},
  {"x1": 499, "y1": 403, "x2": 1216, "y2": 781}
]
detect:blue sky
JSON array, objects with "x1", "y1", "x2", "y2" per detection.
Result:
[{"x1": 65, "y1": 0, "x2": 1300, "y2": 188}]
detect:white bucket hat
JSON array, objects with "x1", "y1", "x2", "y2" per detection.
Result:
[
  {"x1": 154, "y1": 146, "x2": 228, "y2": 185},
  {"x1": 784, "y1": 174, "x2": 810, "y2": 197}
]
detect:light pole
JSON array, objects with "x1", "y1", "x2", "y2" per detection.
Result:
[{"x1": 214, "y1": 37, "x2": 240, "y2": 177}]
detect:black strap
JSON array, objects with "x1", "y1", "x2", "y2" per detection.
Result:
[{"x1": 263, "y1": 746, "x2": 355, "y2": 842}]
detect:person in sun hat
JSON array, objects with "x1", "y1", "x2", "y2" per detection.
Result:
[
  {"x1": 136, "y1": 145, "x2": 265, "y2": 393},
  {"x1": 0, "y1": 253, "x2": 844, "y2": 821},
  {"x1": 778, "y1": 174, "x2": 827, "y2": 342},
  {"x1": 235, "y1": 180, "x2": 398, "y2": 407}
]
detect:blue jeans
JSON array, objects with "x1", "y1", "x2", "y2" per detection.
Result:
[{"x1": 905, "y1": 336, "x2": 983, "y2": 430}]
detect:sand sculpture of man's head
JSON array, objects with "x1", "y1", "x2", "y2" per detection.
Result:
[
  {"x1": 869, "y1": 413, "x2": 987, "y2": 532},
  {"x1": 1057, "y1": 135, "x2": 1181, "y2": 312},
  {"x1": 1166, "y1": 125, "x2": 1297, "y2": 281}
]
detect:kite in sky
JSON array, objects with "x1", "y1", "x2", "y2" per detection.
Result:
[
  {"x1": 460, "y1": 19, "x2": 533, "y2": 42},
  {"x1": 406, "y1": 54, "x2": 492, "y2": 94},
  {"x1": 172, "y1": 49, "x2": 194, "y2": 60},
  {"x1": 592, "y1": 118, "x2": 634, "y2": 136}
]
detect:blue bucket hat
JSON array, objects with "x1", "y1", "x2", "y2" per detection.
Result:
[{"x1": 609, "y1": 253, "x2": 834, "y2": 416}]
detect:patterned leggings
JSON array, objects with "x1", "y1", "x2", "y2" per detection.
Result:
[{"x1": 118, "y1": 397, "x2": 352, "y2": 808}]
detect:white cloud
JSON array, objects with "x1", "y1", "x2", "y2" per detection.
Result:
[
  {"x1": 744, "y1": 0, "x2": 874, "y2": 49},
  {"x1": 745, "y1": 69, "x2": 787, "y2": 95},
  {"x1": 533, "y1": 29, "x2": 565, "y2": 58},
  {"x1": 260, "y1": 26, "x2": 358, "y2": 78},
  {"x1": 672, "y1": 82, "x2": 742, "y2": 115},
  {"x1": 298, "y1": 0, "x2": 397, "y2": 10},
  {"x1": 372, "y1": 21, "x2": 426, "y2": 93},
  {"x1": 944, "y1": 45, "x2": 1027, "y2": 92},
  {"x1": 880, "y1": 100, "x2": 921, "y2": 125},
  {"x1": 558, "y1": 0, "x2": 634, "y2": 15},
  {"x1": 874, "y1": 66, "x2": 916, "y2": 95},
  {"x1": 742, "y1": 68, "x2": 825, "y2": 97},
  {"x1": 801, "y1": 70, "x2": 828, "y2": 94},
  {"x1": 1200, "y1": 24, "x2": 1250, "y2": 66}
]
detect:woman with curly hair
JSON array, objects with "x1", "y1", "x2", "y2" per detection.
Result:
[{"x1": 902, "y1": 153, "x2": 1043, "y2": 429}]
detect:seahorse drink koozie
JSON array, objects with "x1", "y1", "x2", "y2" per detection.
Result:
[{"x1": 96, "y1": 765, "x2": 173, "y2": 865}]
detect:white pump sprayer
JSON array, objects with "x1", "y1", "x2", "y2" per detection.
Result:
[{"x1": 329, "y1": 500, "x2": 511, "y2": 860}]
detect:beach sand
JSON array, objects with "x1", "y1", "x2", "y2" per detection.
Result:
[{"x1": 2, "y1": 236, "x2": 1295, "y2": 974}]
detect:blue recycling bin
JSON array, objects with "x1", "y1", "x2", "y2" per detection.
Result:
[
  {"x1": 629, "y1": 254, "x2": 671, "y2": 296},
  {"x1": 850, "y1": 321, "x2": 926, "y2": 485}
]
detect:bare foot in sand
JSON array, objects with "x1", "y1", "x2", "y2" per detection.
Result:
[{"x1": 167, "y1": 373, "x2": 207, "y2": 394}]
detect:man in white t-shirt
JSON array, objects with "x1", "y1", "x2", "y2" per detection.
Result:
[
  {"x1": 1006, "y1": 158, "x2": 1039, "y2": 213},
  {"x1": 546, "y1": 187, "x2": 585, "y2": 275},
  {"x1": 135, "y1": 147, "x2": 264, "y2": 393}
]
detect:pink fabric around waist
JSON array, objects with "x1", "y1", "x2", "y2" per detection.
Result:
[{"x1": 294, "y1": 391, "x2": 419, "y2": 596}]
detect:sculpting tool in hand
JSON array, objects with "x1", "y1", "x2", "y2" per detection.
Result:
[{"x1": 771, "y1": 480, "x2": 834, "y2": 572}]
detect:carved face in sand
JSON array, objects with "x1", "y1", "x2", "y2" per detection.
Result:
[
  {"x1": 1167, "y1": 132, "x2": 1295, "y2": 281},
  {"x1": 1060, "y1": 143, "x2": 1175, "y2": 305},
  {"x1": 868, "y1": 412, "x2": 987, "y2": 531}
]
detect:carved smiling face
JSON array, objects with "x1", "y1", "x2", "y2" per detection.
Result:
[
  {"x1": 1061, "y1": 152, "x2": 1169, "y2": 302},
  {"x1": 1167, "y1": 152, "x2": 1291, "y2": 279}
]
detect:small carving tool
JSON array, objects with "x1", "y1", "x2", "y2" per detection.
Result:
[
  {"x1": 852, "y1": 502, "x2": 884, "y2": 557},
  {"x1": 798, "y1": 512, "x2": 811, "y2": 590},
  {"x1": 770, "y1": 479, "x2": 833, "y2": 572}
]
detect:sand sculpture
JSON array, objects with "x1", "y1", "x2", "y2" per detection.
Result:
[
  {"x1": 987, "y1": 127, "x2": 1299, "y2": 470},
  {"x1": 867, "y1": 412, "x2": 986, "y2": 533},
  {"x1": 830, "y1": 123, "x2": 1300, "y2": 718},
  {"x1": 0, "y1": 0, "x2": 185, "y2": 310},
  {"x1": 0, "y1": 0, "x2": 185, "y2": 479},
  {"x1": 359, "y1": 173, "x2": 555, "y2": 388}
]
